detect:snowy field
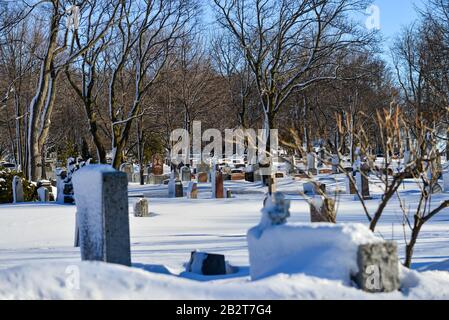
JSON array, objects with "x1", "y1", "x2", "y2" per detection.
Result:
[{"x1": 1, "y1": 175, "x2": 449, "y2": 299}]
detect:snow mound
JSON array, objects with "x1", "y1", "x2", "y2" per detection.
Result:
[
  {"x1": 1, "y1": 261, "x2": 449, "y2": 299},
  {"x1": 247, "y1": 223, "x2": 382, "y2": 282}
]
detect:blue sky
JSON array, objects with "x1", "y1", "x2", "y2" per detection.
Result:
[
  {"x1": 373, "y1": 0, "x2": 424, "y2": 47},
  {"x1": 204, "y1": 0, "x2": 425, "y2": 63}
]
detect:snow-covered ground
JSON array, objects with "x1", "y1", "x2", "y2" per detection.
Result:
[{"x1": 1, "y1": 174, "x2": 449, "y2": 299}]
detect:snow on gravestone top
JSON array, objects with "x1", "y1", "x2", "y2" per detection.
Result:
[
  {"x1": 72, "y1": 165, "x2": 131, "y2": 265},
  {"x1": 247, "y1": 222, "x2": 383, "y2": 282}
]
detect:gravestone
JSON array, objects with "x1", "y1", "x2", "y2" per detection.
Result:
[
  {"x1": 12, "y1": 176, "x2": 24, "y2": 203},
  {"x1": 231, "y1": 170, "x2": 245, "y2": 180},
  {"x1": 132, "y1": 173, "x2": 140, "y2": 183},
  {"x1": 346, "y1": 175, "x2": 357, "y2": 195},
  {"x1": 263, "y1": 192, "x2": 290, "y2": 225},
  {"x1": 56, "y1": 169, "x2": 67, "y2": 203},
  {"x1": 197, "y1": 162, "x2": 210, "y2": 174},
  {"x1": 37, "y1": 180, "x2": 54, "y2": 201},
  {"x1": 197, "y1": 172, "x2": 208, "y2": 183},
  {"x1": 168, "y1": 172, "x2": 176, "y2": 198},
  {"x1": 354, "y1": 242, "x2": 400, "y2": 293},
  {"x1": 331, "y1": 155, "x2": 340, "y2": 174},
  {"x1": 307, "y1": 153, "x2": 317, "y2": 175},
  {"x1": 443, "y1": 171, "x2": 449, "y2": 192},
  {"x1": 303, "y1": 182, "x2": 326, "y2": 195},
  {"x1": 181, "y1": 166, "x2": 191, "y2": 182},
  {"x1": 245, "y1": 169, "x2": 255, "y2": 182},
  {"x1": 73, "y1": 165, "x2": 131, "y2": 266},
  {"x1": 175, "y1": 180, "x2": 184, "y2": 198},
  {"x1": 188, "y1": 251, "x2": 227, "y2": 276},
  {"x1": 119, "y1": 163, "x2": 133, "y2": 182},
  {"x1": 355, "y1": 171, "x2": 371, "y2": 200},
  {"x1": 152, "y1": 154, "x2": 164, "y2": 175},
  {"x1": 134, "y1": 198, "x2": 149, "y2": 217},
  {"x1": 187, "y1": 182, "x2": 198, "y2": 199},
  {"x1": 275, "y1": 172, "x2": 284, "y2": 178},
  {"x1": 214, "y1": 172, "x2": 224, "y2": 199},
  {"x1": 147, "y1": 173, "x2": 168, "y2": 185},
  {"x1": 37, "y1": 187, "x2": 50, "y2": 202},
  {"x1": 310, "y1": 197, "x2": 336, "y2": 223}
]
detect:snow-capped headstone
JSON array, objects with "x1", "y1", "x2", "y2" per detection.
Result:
[
  {"x1": 310, "y1": 196, "x2": 336, "y2": 223},
  {"x1": 12, "y1": 176, "x2": 24, "y2": 203},
  {"x1": 37, "y1": 187, "x2": 49, "y2": 202},
  {"x1": 134, "y1": 198, "x2": 149, "y2": 217},
  {"x1": 247, "y1": 222, "x2": 385, "y2": 282},
  {"x1": 261, "y1": 192, "x2": 290, "y2": 227},
  {"x1": 354, "y1": 242, "x2": 400, "y2": 293},
  {"x1": 73, "y1": 165, "x2": 131, "y2": 267},
  {"x1": 187, "y1": 251, "x2": 226, "y2": 276}
]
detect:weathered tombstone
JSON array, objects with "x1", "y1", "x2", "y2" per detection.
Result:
[
  {"x1": 37, "y1": 187, "x2": 50, "y2": 202},
  {"x1": 310, "y1": 197, "x2": 336, "y2": 223},
  {"x1": 214, "y1": 172, "x2": 224, "y2": 199},
  {"x1": 152, "y1": 154, "x2": 164, "y2": 175},
  {"x1": 197, "y1": 172, "x2": 208, "y2": 183},
  {"x1": 188, "y1": 251, "x2": 226, "y2": 276},
  {"x1": 12, "y1": 176, "x2": 24, "y2": 203},
  {"x1": 187, "y1": 182, "x2": 198, "y2": 199},
  {"x1": 134, "y1": 198, "x2": 149, "y2": 217},
  {"x1": 197, "y1": 162, "x2": 210, "y2": 174},
  {"x1": 73, "y1": 165, "x2": 131, "y2": 266},
  {"x1": 119, "y1": 163, "x2": 133, "y2": 182},
  {"x1": 37, "y1": 179, "x2": 53, "y2": 193},
  {"x1": 307, "y1": 153, "x2": 317, "y2": 175},
  {"x1": 353, "y1": 242, "x2": 400, "y2": 293},
  {"x1": 175, "y1": 180, "x2": 184, "y2": 198},
  {"x1": 181, "y1": 166, "x2": 191, "y2": 182},
  {"x1": 147, "y1": 173, "x2": 168, "y2": 185},
  {"x1": 303, "y1": 182, "x2": 326, "y2": 195},
  {"x1": 168, "y1": 172, "x2": 176, "y2": 198}
]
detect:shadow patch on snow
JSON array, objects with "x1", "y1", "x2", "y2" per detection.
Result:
[
  {"x1": 179, "y1": 266, "x2": 249, "y2": 282},
  {"x1": 132, "y1": 263, "x2": 173, "y2": 275}
]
